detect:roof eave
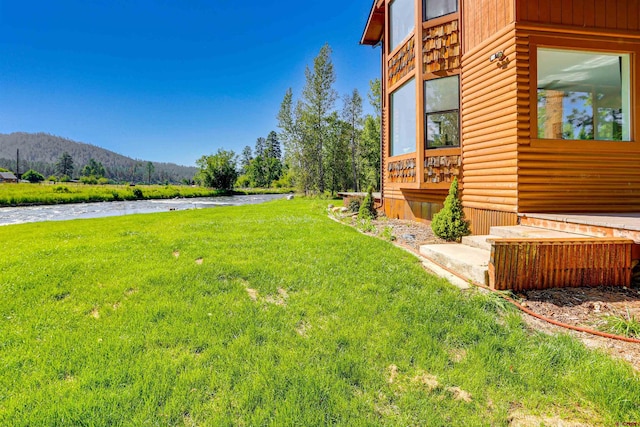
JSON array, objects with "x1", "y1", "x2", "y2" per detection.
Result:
[{"x1": 360, "y1": 0, "x2": 385, "y2": 46}]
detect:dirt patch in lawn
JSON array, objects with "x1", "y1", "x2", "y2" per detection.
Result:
[{"x1": 337, "y1": 211, "x2": 640, "y2": 371}]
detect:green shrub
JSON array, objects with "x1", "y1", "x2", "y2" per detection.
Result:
[
  {"x1": 431, "y1": 177, "x2": 470, "y2": 241},
  {"x1": 22, "y1": 169, "x2": 45, "y2": 183},
  {"x1": 80, "y1": 175, "x2": 98, "y2": 185},
  {"x1": 53, "y1": 186, "x2": 71, "y2": 194},
  {"x1": 48, "y1": 175, "x2": 58, "y2": 182},
  {"x1": 348, "y1": 198, "x2": 362, "y2": 213},
  {"x1": 236, "y1": 174, "x2": 251, "y2": 188},
  {"x1": 358, "y1": 187, "x2": 376, "y2": 220},
  {"x1": 132, "y1": 188, "x2": 144, "y2": 199}
]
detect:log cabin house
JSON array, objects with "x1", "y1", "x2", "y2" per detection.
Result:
[{"x1": 361, "y1": 0, "x2": 640, "y2": 289}]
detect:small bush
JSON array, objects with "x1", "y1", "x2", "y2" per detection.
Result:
[
  {"x1": 80, "y1": 176, "x2": 98, "y2": 185},
  {"x1": 53, "y1": 186, "x2": 71, "y2": 194},
  {"x1": 132, "y1": 188, "x2": 144, "y2": 199},
  {"x1": 235, "y1": 175, "x2": 251, "y2": 188},
  {"x1": 348, "y1": 198, "x2": 362, "y2": 213},
  {"x1": 358, "y1": 187, "x2": 376, "y2": 220},
  {"x1": 431, "y1": 177, "x2": 470, "y2": 241}
]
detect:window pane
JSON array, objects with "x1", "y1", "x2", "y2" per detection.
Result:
[
  {"x1": 425, "y1": 75, "x2": 459, "y2": 113},
  {"x1": 537, "y1": 48, "x2": 631, "y2": 141},
  {"x1": 390, "y1": 0, "x2": 414, "y2": 52},
  {"x1": 427, "y1": 112, "x2": 459, "y2": 147},
  {"x1": 391, "y1": 78, "x2": 416, "y2": 156},
  {"x1": 425, "y1": 75, "x2": 460, "y2": 148},
  {"x1": 424, "y1": 0, "x2": 457, "y2": 21}
]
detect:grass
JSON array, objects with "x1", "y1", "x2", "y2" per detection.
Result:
[
  {"x1": 601, "y1": 308, "x2": 640, "y2": 339},
  {"x1": 0, "y1": 199, "x2": 639, "y2": 425},
  {"x1": 0, "y1": 183, "x2": 292, "y2": 207}
]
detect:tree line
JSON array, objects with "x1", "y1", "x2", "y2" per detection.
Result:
[
  {"x1": 0, "y1": 132, "x2": 197, "y2": 184},
  {"x1": 196, "y1": 44, "x2": 381, "y2": 194}
]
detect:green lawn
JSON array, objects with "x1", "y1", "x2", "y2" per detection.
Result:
[{"x1": 0, "y1": 199, "x2": 638, "y2": 425}]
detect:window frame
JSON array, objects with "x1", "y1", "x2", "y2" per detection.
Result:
[
  {"x1": 536, "y1": 47, "x2": 631, "y2": 142},
  {"x1": 424, "y1": 75, "x2": 460, "y2": 149},
  {"x1": 390, "y1": 77, "x2": 417, "y2": 157},
  {"x1": 423, "y1": 0, "x2": 457, "y2": 22},
  {"x1": 389, "y1": 0, "x2": 415, "y2": 54},
  {"x1": 530, "y1": 35, "x2": 637, "y2": 147}
]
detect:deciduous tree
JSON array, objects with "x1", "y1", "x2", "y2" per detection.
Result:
[{"x1": 196, "y1": 149, "x2": 238, "y2": 191}]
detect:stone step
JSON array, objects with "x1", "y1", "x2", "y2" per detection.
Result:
[
  {"x1": 489, "y1": 225, "x2": 588, "y2": 239},
  {"x1": 419, "y1": 243, "x2": 490, "y2": 286},
  {"x1": 461, "y1": 234, "x2": 496, "y2": 251}
]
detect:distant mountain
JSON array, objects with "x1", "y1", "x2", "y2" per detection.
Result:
[{"x1": 0, "y1": 132, "x2": 198, "y2": 183}]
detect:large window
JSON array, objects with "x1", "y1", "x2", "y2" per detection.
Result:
[
  {"x1": 424, "y1": 0, "x2": 457, "y2": 21},
  {"x1": 391, "y1": 78, "x2": 416, "y2": 156},
  {"x1": 537, "y1": 48, "x2": 631, "y2": 141},
  {"x1": 425, "y1": 75, "x2": 459, "y2": 148},
  {"x1": 389, "y1": 0, "x2": 414, "y2": 52}
]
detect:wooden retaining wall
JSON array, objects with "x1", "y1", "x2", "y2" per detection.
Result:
[{"x1": 489, "y1": 238, "x2": 634, "y2": 290}]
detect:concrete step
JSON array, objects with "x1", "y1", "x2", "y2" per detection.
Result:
[
  {"x1": 489, "y1": 225, "x2": 588, "y2": 239},
  {"x1": 461, "y1": 234, "x2": 496, "y2": 251},
  {"x1": 420, "y1": 243, "x2": 490, "y2": 286}
]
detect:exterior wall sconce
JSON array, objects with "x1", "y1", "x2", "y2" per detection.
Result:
[{"x1": 490, "y1": 51, "x2": 504, "y2": 62}]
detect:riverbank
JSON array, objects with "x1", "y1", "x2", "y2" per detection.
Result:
[
  {"x1": 0, "y1": 193, "x2": 286, "y2": 226},
  {"x1": 1, "y1": 199, "x2": 638, "y2": 425},
  {"x1": 0, "y1": 182, "x2": 292, "y2": 207}
]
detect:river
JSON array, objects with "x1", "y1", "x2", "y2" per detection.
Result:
[{"x1": 0, "y1": 194, "x2": 287, "y2": 226}]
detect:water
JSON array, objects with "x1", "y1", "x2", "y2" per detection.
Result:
[{"x1": 0, "y1": 194, "x2": 287, "y2": 226}]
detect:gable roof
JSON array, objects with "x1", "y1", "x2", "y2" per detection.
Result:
[
  {"x1": 360, "y1": 0, "x2": 385, "y2": 45},
  {"x1": 0, "y1": 172, "x2": 17, "y2": 180}
]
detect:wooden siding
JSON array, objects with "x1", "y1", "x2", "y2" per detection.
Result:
[
  {"x1": 462, "y1": 0, "x2": 515, "y2": 52},
  {"x1": 424, "y1": 154, "x2": 461, "y2": 184},
  {"x1": 388, "y1": 36, "x2": 416, "y2": 87},
  {"x1": 460, "y1": 25, "x2": 521, "y2": 214},
  {"x1": 518, "y1": 144, "x2": 640, "y2": 212},
  {"x1": 515, "y1": 0, "x2": 640, "y2": 31},
  {"x1": 464, "y1": 207, "x2": 519, "y2": 235},
  {"x1": 423, "y1": 20, "x2": 461, "y2": 73},
  {"x1": 384, "y1": 190, "x2": 447, "y2": 223},
  {"x1": 388, "y1": 158, "x2": 417, "y2": 183}
]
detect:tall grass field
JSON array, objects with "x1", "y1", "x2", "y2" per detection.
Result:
[
  {"x1": 0, "y1": 199, "x2": 639, "y2": 425},
  {"x1": 0, "y1": 183, "x2": 228, "y2": 207}
]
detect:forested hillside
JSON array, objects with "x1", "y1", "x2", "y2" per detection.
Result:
[{"x1": 0, "y1": 132, "x2": 197, "y2": 183}]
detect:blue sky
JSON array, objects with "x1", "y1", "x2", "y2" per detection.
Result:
[{"x1": 0, "y1": 0, "x2": 380, "y2": 166}]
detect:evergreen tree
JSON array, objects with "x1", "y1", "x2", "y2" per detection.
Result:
[
  {"x1": 324, "y1": 113, "x2": 350, "y2": 196},
  {"x1": 431, "y1": 178, "x2": 470, "y2": 241},
  {"x1": 240, "y1": 146, "x2": 253, "y2": 174},
  {"x1": 301, "y1": 43, "x2": 337, "y2": 194},
  {"x1": 264, "y1": 131, "x2": 283, "y2": 186},
  {"x1": 342, "y1": 89, "x2": 363, "y2": 191},
  {"x1": 146, "y1": 161, "x2": 155, "y2": 184},
  {"x1": 56, "y1": 152, "x2": 74, "y2": 178},
  {"x1": 82, "y1": 158, "x2": 106, "y2": 178}
]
